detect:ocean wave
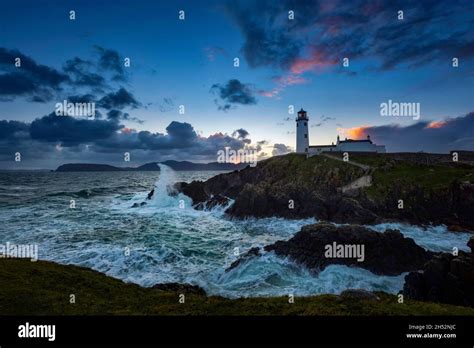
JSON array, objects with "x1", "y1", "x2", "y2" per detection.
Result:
[
  {"x1": 1, "y1": 166, "x2": 471, "y2": 299},
  {"x1": 367, "y1": 222, "x2": 471, "y2": 252}
]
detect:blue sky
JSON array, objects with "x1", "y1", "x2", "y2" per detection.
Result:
[{"x1": 0, "y1": 0, "x2": 473, "y2": 168}]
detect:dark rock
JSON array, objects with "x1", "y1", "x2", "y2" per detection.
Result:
[
  {"x1": 152, "y1": 282, "x2": 206, "y2": 296},
  {"x1": 468, "y1": 237, "x2": 474, "y2": 252},
  {"x1": 195, "y1": 194, "x2": 230, "y2": 210},
  {"x1": 226, "y1": 247, "x2": 261, "y2": 272},
  {"x1": 340, "y1": 289, "x2": 380, "y2": 301},
  {"x1": 263, "y1": 223, "x2": 433, "y2": 276},
  {"x1": 147, "y1": 188, "x2": 154, "y2": 200},
  {"x1": 131, "y1": 202, "x2": 147, "y2": 208},
  {"x1": 403, "y1": 238, "x2": 474, "y2": 307},
  {"x1": 173, "y1": 181, "x2": 209, "y2": 205}
]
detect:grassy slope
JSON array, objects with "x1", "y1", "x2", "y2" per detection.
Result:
[
  {"x1": 256, "y1": 153, "x2": 473, "y2": 193},
  {"x1": 1, "y1": 259, "x2": 473, "y2": 316},
  {"x1": 349, "y1": 154, "x2": 473, "y2": 199},
  {"x1": 256, "y1": 153, "x2": 366, "y2": 188}
]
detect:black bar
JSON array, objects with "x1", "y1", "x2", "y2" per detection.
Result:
[{"x1": 1, "y1": 316, "x2": 473, "y2": 346}]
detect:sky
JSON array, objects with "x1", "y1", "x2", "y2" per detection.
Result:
[{"x1": 0, "y1": 0, "x2": 473, "y2": 169}]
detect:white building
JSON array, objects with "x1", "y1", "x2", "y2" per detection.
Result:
[
  {"x1": 295, "y1": 108, "x2": 309, "y2": 153},
  {"x1": 295, "y1": 108, "x2": 386, "y2": 155}
]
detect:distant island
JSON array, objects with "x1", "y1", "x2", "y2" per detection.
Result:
[{"x1": 55, "y1": 160, "x2": 248, "y2": 172}]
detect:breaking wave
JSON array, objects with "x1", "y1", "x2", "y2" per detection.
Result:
[{"x1": 0, "y1": 167, "x2": 471, "y2": 298}]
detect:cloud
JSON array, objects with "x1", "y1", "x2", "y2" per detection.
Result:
[
  {"x1": 157, "y1": 97, "x2": 174, "y2": 112},
  {"x1": 94, "y1": 45, "x2": 126, "y2": 81},
  {"x1": 337, "y1": 112, "x2": 474, "y2": 153},
  {"x1": 211, "y1": 79, "x2": 257, "y2": 111},
  {"x1": 106, "y1": 109, "x2": 143, "y2": 124},
  {"x1": 98, "y1": 88, "x2": 140, "y2": 110},
  {"x1": 225, "y1": 0, "x2": 474, "y2": 75},
  {"x1": 225, "y1": 0, "x2": 302, "y2": 70},
  {"x1": 0, "y1": 46, "x2": 134, "y2": 103},
  {"x1": 63, "y1": 57, "x2": 106, "y2": 89},
  {"x1": 29, "y1": 113, "x2": 123, "y2": 146},
  {"x1": 0, "y1": 47, "x2": 69, "y2": 102},
  {"x1": 0, "y1": 120, "x2": 29, "y2": 142},
  {"x1": 0, "y1": 113, "x2": 262, "y2": 167},
  {"x1": 232, "y1": 128, "x2": 249, "y2": 139},
  {"x1": 272, "y1": 143, "x2": 292, "y2": 156},
  {"x1": 260, "y1": 74, "x2": 308, "y2": 98}
]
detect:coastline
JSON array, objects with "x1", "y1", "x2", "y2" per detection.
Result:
[{"x1": 1, "y1": 258, "x2": 473, "y2": 316}]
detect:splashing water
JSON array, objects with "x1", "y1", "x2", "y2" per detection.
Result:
[
  {"x1": 0, "y1": 169, "x2": 472, "y2": 298},
  {"x1": 148, "y1": 164, "x2": 187, "y2": 208}
]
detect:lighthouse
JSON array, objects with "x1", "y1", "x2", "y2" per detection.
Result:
[{"x1": 296, "y1": 108, "x2": 309, "y2": 153}]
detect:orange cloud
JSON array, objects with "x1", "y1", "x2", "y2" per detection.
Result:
[
  {"x1": 274, "y1": 74, "x2": 307, "y2": 86},
  {"x1": 121, "y1": 127, "x2": 134, "y2": 134},
  {"x1": 290, "y1": 51, "x2": 335, "y2": 75},
  {"x1": 260, "y1": 74, "x2": 307, "y2": 98},
  {"x1": 337, "y1": 126, "x2": 370, "y2": 139},
  {"x1": 426, "y1": 121, "x2": 447, "y2": 129}
]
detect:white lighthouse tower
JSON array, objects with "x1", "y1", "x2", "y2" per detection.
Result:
[{"x1": 296, "y1": 108, "x2": 309, "y2": 153}]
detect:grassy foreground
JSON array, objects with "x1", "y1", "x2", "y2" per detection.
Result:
[{"x1": 1, "y1": 259, "x2": 473, "y2": 316}]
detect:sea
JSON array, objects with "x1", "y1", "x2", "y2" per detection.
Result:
[{"x1": 0, "y1": 164, "x2": 471, "y2": 298}]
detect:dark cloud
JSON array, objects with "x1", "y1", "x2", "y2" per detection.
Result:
[
  {"x1": 0, "y1": 47, "x2": 134, "y2": 104},
  {"x1": 0, "y1": 120, "x2": 29, "y2": 142},
  {"x1": 0, "y1": 48, "x2": 69, "y2": 102},
  {"x1": 232, "y1": 128, "x2": 249, "y2": 139},
  {"x1": 211, "y1": 79, "x2": 257, "y2": 111},
  {"x1": 106, "y1": 109, "x2": 143, "y2": 124},
  {"x1": 226, "y1": 1, "x2": 302, "y2": 70},
  {"x1": 67, "y1": 93, "x2": 97, "y2": 104},
  {"x1": 98, "y1": 88, "x2": 140, "y2": 110},
  {"x1": 94, "y1": 45, "x2": 126, "y2": 81},
  {"x1": 272, "y1": 143, "x2": 292, "y2": 156},
  {"x1": 224, "y1": 0, "x2": 474, "y2": 73},
  {"x1": 0, "y1": 113, "x2": 259, "y2": 167},
  {"x1": 63, "y1": 57, "x2": 106, "y2": 88},
  {"x1": 347, "y1": 112, "x2": 474, "y2": 153},
  {"x1": 30, "y1": 113, "x2": 123, "y2": 146}
]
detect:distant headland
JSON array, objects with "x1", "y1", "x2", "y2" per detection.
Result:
[{"x1": 55, "y1": 160, "x2": 248, "y2": 172}]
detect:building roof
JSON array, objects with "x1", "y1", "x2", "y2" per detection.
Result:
[
  {"x1": 340, "y1": 139, "x2": 372, "y2": 144},
  {"x1": 309, "y1": 145, "x2": 336, "y2": 148}
]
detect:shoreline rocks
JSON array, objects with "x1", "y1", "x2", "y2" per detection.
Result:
[
  {"x1": 230, "y1": 223, "x2": 434, "y2": 276},
  {"x1": 403, "y1": 237, "x2": 474, "y2": 307}
]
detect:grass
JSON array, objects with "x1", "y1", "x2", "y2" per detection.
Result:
[
  {"x1": 344, "y1": 154, "x2": 474, "y2": 199},
  {"x1": 1, "y1": 258, "x2": 473, "y2": 316},
  {"x1": 260, "y1": 153, "x2": 366, "y2": 188}
]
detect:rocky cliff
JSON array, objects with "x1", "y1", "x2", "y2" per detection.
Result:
[{"x1": 175, "y1": 153, "x2": 474, "y2": 231}]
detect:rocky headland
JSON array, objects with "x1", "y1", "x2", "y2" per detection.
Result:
[{"x1": 174, "y1": 152, "x2": 474, "y2": 231}]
